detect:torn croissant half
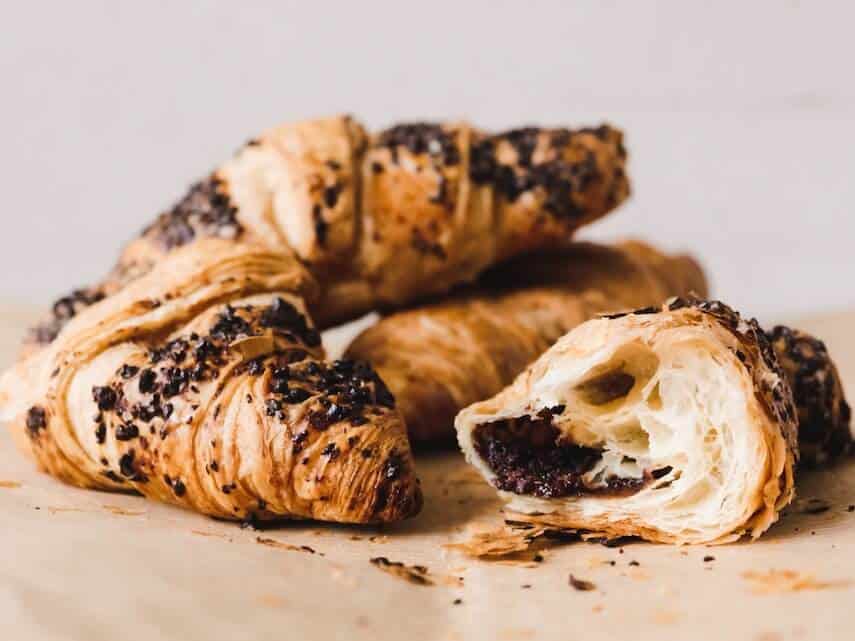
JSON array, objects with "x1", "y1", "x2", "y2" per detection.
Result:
[
  {"x1": 0, "y1": 240, "x2": 421, "y2": 524},
  {"x1": 456, "y1": 298, "x2": 800, "y2": 544}
]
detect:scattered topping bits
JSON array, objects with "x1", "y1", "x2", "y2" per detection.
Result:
[
  {"x1": 704, "y1": 555, "x2": 715, "y2": 563},
  {"x1": 30, "y1": 287, "x2": 106, "y2": 345},
  {"x1": 142, "y1": 176, "x2": 243, "y2": 250}
]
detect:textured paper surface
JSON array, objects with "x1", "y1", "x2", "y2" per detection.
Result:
[{"x1": 1, "y1": 308, "x2": 853, "y2": 641}]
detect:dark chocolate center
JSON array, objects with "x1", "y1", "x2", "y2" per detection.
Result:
[{"x1": 473, "y1": 406, "x2": 665, "y2": 499}]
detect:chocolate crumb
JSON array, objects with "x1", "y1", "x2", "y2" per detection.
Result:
[
  {"x1": 173, "y1": 479, "x2": 186, "y2": 497},
  {"x1": 569, "y1": 574, "x2": 596, "y2": 591},
  {"x1": 26, "y1": 406, "x2": 47, "y2": 435},
  {"x1": 115, "y1": 423, "x2": 140, "y2": 441},
  {"x1": 628, "y1": 560, "x2": 640, "y2": 567},
  {"x1": 703, "y1": 555, "x2": 715, "y2": 562},
  {"x1": 453, "y1": 598, "x2": 462, "y2": 605}
]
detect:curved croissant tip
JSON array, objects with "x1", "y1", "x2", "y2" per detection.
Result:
[{"x1": 367, "y1": 454, "x2": 424, "y2": 523}]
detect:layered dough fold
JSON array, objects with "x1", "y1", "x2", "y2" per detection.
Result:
[{"x1": 456, "y1": 299, "x2": 799, "y2": 544}]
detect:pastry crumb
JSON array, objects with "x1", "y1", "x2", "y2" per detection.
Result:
[
  {"x1": 568, "y1": 574, "x2": 596, "y2": 591},
  {"x1": 369, "y1": 557, "x2": 433, "y2": 586},
  {"x1": 742, "y1": 569, "x2": 851, "y2": 594}
]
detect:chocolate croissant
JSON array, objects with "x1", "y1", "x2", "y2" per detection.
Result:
[
  {"x1": 28, "y1": 116, "x2": 629, "y2": 350},
  {"x1": 456, "y1": 298, "x2": 800, "y2": 544},
  {"x1": 766, "y1": 326, "x2": 852, "y2": 466},
  {"x1": 0, "y1": 240, "x2": 421, "y2": 524},
  {"x1": 345, "y1": 241, "x2": 706, "y2": 444}
]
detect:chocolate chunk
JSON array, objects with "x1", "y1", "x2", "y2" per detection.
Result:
[
  {"x1": 321, "y1": 442, "x2": 340, "y2": 460},
  {"x1": 119, "y1": 364, "x2": 140, "y2": 379},
  {"x1": 115, "y1": 423, "x2": 140, "y2": 441},
  {"x1": 119, "y1": 451, "x2": 136, "y2": 478},
  {"x1": 138, "y1": 369, "x2": 157, "y2": 394},
  {"x1": 92, "y1": 386, "x2": 117, "y2": 411},
  {"x1": 26, "y1": 406, "x2": 47, "y2": 435},
  {"x1": 172, "y1": 479, "x2": 186, "y2": 497}
]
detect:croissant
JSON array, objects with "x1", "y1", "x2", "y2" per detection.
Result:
[
  {"x1": 0, "y1": 240, "x2": 422, "y2": 524},
  {"x1": 455, "y1": 298, "x2": 805, "y2": 544},
  {"x1": 766, "y1": 326, "x2": 852, "y2": 466},
  {"x1": 27, "y1": 116, "x2": 629, "y2": 351},
  {"x1": 345, "y1": 241, "x2": 707, "y2": 444}
]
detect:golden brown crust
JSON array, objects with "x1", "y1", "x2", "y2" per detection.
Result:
[
  {"x1": 27, "y1": 116, "x2": 629, "y2": 349},
  {"x1": 2, "y1": 240, "x2": 421, "y2": 524},
  {"x1": 345, "y1": 241, "x2": 707, "y2": 444}
]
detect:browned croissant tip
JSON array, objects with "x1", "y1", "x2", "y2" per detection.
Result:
[{"x1": 766, "y1": 325, "x2": 853, "y2": 466}]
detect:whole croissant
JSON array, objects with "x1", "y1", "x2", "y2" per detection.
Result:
[
  {"x1": 345, "y1": 241, "x2": 707, "y2": 444},
  {"x1": 29, "y1": 116, "x2": 629, "y2": 350},
  {"x1": 0, "y1": 240, "x2": 422, "y2": 523}
]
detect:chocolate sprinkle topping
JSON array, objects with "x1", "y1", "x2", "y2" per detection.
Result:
[
  {"x1": 30, "y1": 287, "x2": 106, "y2": 345},
  {"x1": 142, "y1": 176, "x2": 243, "y2": 250},
  {"x1": 26, "y1": 406, "x2": 47, "y2": 436}
]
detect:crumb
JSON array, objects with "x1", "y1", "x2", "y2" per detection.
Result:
[
  {"x1": 370, "y1": 557, "x2": 433, "y2": 586},
  {"x1": 453, "y1": 598, "x2": 462, "y2": 605},
  {"x1": 521, "y1": 584, "x2": 532, "y2": 589},
  {"x1": 256, "y1": 536, "x2": 320, "y2": 555},
  {"x1": 0, "y1": 480, "x2": 22, "y2": 489},
  {"x1": 629, "y1": 560, "x2": 640, "y2": 567},
  {"x1": 704, "y1": 555, "x2": 715, "y2": 562},
  {"x1": 848, "y1": 505, "x2": 854, "y2": 512},
  {"x1": 102, "y1": 504, "x2": 146, "y2": 516},
  {"x1": 743, "y1": 569, "x2": 851, "y2": 594},
  {"x1": 569, "y1": 574, "x2": 596, "y2": 591}
]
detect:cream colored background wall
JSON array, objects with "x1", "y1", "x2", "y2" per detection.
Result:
[{"x1": 1, "y1": 1, "x2": 853, "y2": 321}]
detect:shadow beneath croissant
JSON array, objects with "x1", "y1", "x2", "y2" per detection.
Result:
[{"x1": 231, "y1": 448, "x2": 500, "y2": 537}]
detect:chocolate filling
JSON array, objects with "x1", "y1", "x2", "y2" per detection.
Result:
[{"x1": 473, "y1": 407, "x2": 666, "y2": 499}]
